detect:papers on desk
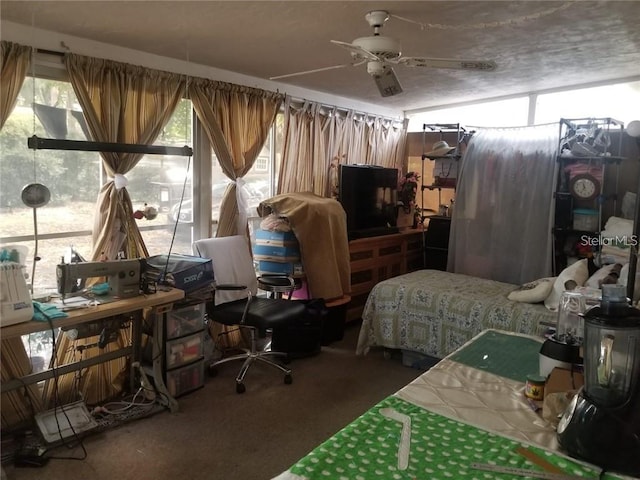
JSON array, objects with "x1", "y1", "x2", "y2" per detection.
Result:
[{"x1": 49, "y1": 295, "x2": 101, "y2": 311}]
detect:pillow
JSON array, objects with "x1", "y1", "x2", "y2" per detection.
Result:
[
  {"x1": 544, "y1": 259, "x2": 589, "y2": 311},
  {"x1": 508, "y1": 277, "x2": 556, "y2": 303},
  {"x1": 585, "y1": 263, "x2": 622, "y2": 289}
]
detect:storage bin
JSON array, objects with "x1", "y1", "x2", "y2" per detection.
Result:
[
  {"x1": 271, "y1": 299, "x2": 326, "y2": 358},
  {"x1": 258, "y1": 260, "x2": 304, "y2": 276},
  {"x1": 573, "y1": 209, "x2": 599, "y2": 231},
  {"x1": 165, "y1": 359, "x2": 205, "y2": 397},
  {"x1": 165, "y1": 302, "x2": 205, "y2": 340},
  {"x1": 253, "y1": 243, "x2": 300, "y2": 262},
  {"x1": 166, "y1": 332, "x2": 204, "y2": 369}
]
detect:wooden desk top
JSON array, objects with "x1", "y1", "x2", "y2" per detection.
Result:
[{"x1": 0, "y1": 287, "x2": 185, "y2": 339}]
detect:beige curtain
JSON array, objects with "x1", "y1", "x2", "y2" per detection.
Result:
[
  {"x1": 278, "y1": 99, "x2": 331, "y2": 195},
  {"x1": 366, "y1": 117, "x2": 409, "y2": 168},
  {"x1": 189, "y1": 79, "x2": 283, "y2": 237},
  {"x1": 0, "y1": 41, "x2": 39, "y2": 429},
  {"x1": 64, "y1": 53, "x2": 185, "y2": 261},
  {"x1": 0, "y1": 41, "x2": 31, "y2": 129},
  {"x1": 279, "y1": 98, "x2": 408, "y2": 197},
  {"x1": 1, "y1": 338, "x2": 44, "y2": 429},
  {"x1": 49, "y1": 53, "x2": 185, "y2": 404}
]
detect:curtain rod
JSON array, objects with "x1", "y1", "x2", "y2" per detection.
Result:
[{"x1": 27, "y1": 135, "x2": 193, "y2": 157}]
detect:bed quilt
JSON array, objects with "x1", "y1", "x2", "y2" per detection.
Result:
[{"x1": 356, "y1": 269, "x2": 557, "y2": 359}]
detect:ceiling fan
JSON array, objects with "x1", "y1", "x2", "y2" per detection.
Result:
[{"x1": 270, "y1": 10, "x2": 497, "y2": 98}]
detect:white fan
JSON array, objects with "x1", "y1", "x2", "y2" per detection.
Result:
[{"x1": 270, "y1": 10, "x2": 497, "y2": 97}]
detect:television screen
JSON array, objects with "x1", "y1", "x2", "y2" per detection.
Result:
[{"x1": 338, "y1": 165, "x2": 399, "y2": 239}]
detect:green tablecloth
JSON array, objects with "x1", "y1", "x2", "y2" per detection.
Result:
[{"x1": 288, "y1": 395, "x2": 608, "y2": 480}]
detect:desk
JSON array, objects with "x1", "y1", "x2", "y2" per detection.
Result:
[
  {"x1": 274, "y1": 330, "x2": 629, "y2": 480},
  {"x1": 1, "y1": 287, "x2": 185, "y2": 412}
]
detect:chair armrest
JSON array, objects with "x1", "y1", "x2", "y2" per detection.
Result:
[{"x1": 257, "y1": 274, "x2": 296, "y2": 289}]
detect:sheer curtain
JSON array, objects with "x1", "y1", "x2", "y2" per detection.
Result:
[
  {"x1": 189, "y1": 79, "x2": 283, "y2": 236},
  {"x1": 448, "y1": 124, "x2": 559, "y2": 284}
]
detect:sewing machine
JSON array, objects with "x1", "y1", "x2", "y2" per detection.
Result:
[{"x1": 56, "y1": 259, "x2": 143, "y2": 299}]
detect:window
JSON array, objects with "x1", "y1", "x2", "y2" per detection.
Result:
[
  {"x1": 407, "y1": 97, "x2": 530, "y2": 132},
  {"x1": 534, "y1": 81, "x2": 640, "y2": 125}
]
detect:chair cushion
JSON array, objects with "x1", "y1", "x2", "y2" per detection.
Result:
[{"x1": 208, "y1": 297, "x2": 307, "y2": 331}]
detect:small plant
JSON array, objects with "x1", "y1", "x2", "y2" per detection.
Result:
[{"x1": 398, "y1": 171, "x2": 420, "y2": 214}]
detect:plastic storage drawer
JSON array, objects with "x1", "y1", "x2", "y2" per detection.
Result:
[
  {"x1": 165, "y1": 359, "x2": 204, "y2": 398},
  {"x1": 166, "y1": 332, "x2": 204, "y2": 370},
  {"x1": 165, "y1": 302, "x2": 205, "y2": 340}
]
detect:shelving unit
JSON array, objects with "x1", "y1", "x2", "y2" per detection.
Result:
[
  {"x1": 552, "y1": 117, "x2": 626, "y2": 275},
  {"x1": 420, "y1": 123, "x2": 468, "y2": 270}
]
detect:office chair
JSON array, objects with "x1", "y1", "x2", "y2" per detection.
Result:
[{"x1": 193, "y1": 235, "x2": 306, "y2": 393}]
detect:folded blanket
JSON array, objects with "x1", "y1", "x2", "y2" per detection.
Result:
[{"x1": 257, "y1": 192, "x2": 350, "y2": 301}]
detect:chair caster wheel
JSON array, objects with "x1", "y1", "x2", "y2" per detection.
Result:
[
  {"x1": 236, "y1": 382, "x2": 246, "y2": 394},
  {"x1": 208, "y1": 366, "x2": 219, "y2": 377},
  {"x1": 284, "y1": 374, "x2": 292, "y2": 385}
]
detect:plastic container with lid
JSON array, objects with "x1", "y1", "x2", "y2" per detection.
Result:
[{"x1": 573, "y1": 209, "x2": 599, "y2": 231}]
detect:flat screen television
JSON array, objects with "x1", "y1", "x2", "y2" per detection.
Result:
[{"x1": 338, "y1": 164, "x2": 399, "y2": 239}]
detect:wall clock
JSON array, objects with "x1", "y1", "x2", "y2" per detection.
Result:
[{"x1": 569, "y1": 173, "x2": 600, "y2": 201}]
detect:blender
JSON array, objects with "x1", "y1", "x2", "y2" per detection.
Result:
[
  {"x1": 539, "y1": 291, "x2": 585, "y2": 377},
  {"x1": 557, "y1": 284, "x2": 640, "y2": 476}
]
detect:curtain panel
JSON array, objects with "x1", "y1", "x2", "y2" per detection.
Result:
[
  {"x1": 0, "y1": 41, "x2": 31, "y2": 130},
  {"x1": 0, "y1": 41, "x2": 42, "y2": 429},
  {"x1": 65, "y1": 53, "x2": 185, "y2": 261},
  {"x1": 279, "y1": 97, "x2": 407, "y2": 198},
  {"x1": 188, "y1": 78, "x2": 283, "y2": 237},
  {"x1": 54, "y1": 53, "x2": 185, "y2": 405},
  {"x1": 448, "y1": 124, "x2": 559, "y2": 284}
]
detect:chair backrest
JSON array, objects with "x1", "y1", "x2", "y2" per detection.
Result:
[{"x1": 193, "y1": 235, "x2": 258, "y2": 305}]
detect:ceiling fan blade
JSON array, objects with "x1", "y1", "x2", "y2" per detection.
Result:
[
  {"x1": 330, "y1": 39, "x2": 380, "y2": 62},
  {"x1": 373, "y1": 65, "x2": 403, "y2": 97},
  {"x1": 269, "y1": 63, "x2": 351, "y2": 80},
  {"x1": 398, "y1": 57, "x2": 497, "y2": 71}
]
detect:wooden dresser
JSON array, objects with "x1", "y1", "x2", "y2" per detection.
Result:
[{"x1": 346, "y1": 229, "x2": 424, "y2": 322}]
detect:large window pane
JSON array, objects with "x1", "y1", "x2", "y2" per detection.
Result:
[
  {"x1": 407, "y1": 97, "x2": 530, "y2": 132},
  {"x1": 535, "y1": 81, "x2": 640, "y2": 125}
]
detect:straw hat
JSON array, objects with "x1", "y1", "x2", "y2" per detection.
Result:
[{"x1": 425, "y1": 140, "x2": 456, "y2": 157}]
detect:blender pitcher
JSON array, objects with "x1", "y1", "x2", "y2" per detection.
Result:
[
  {"x1": 583, "y1": 285, "x2": 640, "y2": 407},
  {"x1": 557, "y1": 284, "x2": 640, "y2": 476}
]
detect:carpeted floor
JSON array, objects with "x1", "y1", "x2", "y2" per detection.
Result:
[{"x1": 2, "y1": 322, "x2": 426, "y2": 480}]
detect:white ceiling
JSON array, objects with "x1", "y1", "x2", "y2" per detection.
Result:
[{"x1": 2, "y1": 1, "x2": 640, "y2": 115}]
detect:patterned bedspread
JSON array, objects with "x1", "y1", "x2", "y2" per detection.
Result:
[{"x1": 356, "y1": 269, "x2": 557, "y2": 359}]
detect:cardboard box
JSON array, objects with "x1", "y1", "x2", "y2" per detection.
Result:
[
  {"x1": 255, "y1": 229, "x2": 298, "y2": 247},
  {"x1": 258, "y1": 260, "x2": 304, "y2": 276},
  {"x1": 253, "y1": 243, "x2": 300, "y2": 262},
  {"x1": 545, "y1": 367, "x2": 584, "y2": 395},
  {"x1": 145, "y1": 254, "x2": 213, "y2": 293}
]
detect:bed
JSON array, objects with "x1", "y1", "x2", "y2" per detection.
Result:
[
  {"x1": 274, "y1": 330, "x2": 627, "y2": 480},
  {"x1": 356, "y1": 269, "x2": 557, "y2": 361}
]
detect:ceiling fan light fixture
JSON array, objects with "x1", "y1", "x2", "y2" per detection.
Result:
[{"x1": 352, "y1": 36, "x2": 401, "y2": 60}]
